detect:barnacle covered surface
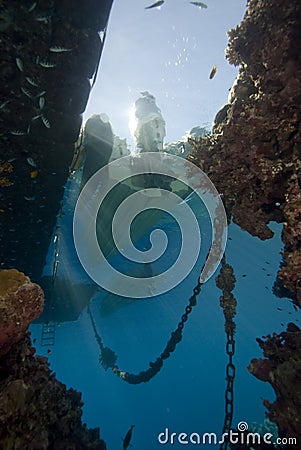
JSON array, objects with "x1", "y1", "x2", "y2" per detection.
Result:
[
  {"x1": 248, "y1": 323, "x2": 301, "y2": 447},
  {"x1": 0, "y1": 0, "x2": 113, "y2": 283},
  {"x1": 0, "y1": 1, "x2": 113, "y2": 446},
  {"x1": 188, "y1": 0, "x2": 301, "y2": 304}
]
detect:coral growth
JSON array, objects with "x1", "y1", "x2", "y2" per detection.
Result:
[
  {"x1": 248, "y1": 323, "x2": 301, "y2": 448},
  {"x1": 0, "y1": 269, "x2": 106, "y2": 449},
  {"x1": 0, "y1": 160, "x2": 14, "y2": 187},
  {"x1": 0, "y1": 333, "x2": 106, "y2": 450},
  {"x1": 0, "y1": 269, "x2": 44, "y2": 356},
  {"x1": 188, "y1": 0, "x2": 301, "y2": 304}
]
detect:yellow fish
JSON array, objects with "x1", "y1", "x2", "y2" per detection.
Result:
[{"x1": 209, "y1": 65, "x2": 218, "y2": 79}]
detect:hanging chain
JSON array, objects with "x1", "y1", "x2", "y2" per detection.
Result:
[
  {"x1": 87, "y1": 280, "x2": 203, "y2": 384},
  {"x1": 216, "y1": 255, "x2": 237, "y2": 450}
]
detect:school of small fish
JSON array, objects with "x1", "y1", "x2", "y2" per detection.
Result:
[{"x1": 5, "y1": 2, "x2": 77, "y2": 138}]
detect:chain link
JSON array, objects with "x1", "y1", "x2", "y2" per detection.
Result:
[
  {"x1": 217, "y1": 257, "x2": 237, "y2": 450},
  {"x1": 87, "y1": 278, "x2": 203, "y2": 384},
  {"x1": 87, "y1": 252, "x2": 237, "y2": 449}
]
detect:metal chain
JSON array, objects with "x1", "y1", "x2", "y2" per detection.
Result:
[
  {"x1": 87, "y1": 252, "x2": 237, "y2": 450},
  {"x1": 216, "y1": 256, "x2": 237, "y2": 450},
  {"x1": 87, "y1": 281, "x2": 202, "y2": 384}
]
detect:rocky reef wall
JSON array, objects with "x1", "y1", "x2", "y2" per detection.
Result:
[
  {"x1": 0, "y1": 0, "x2": 113, "y2": 283},
  {"x1": 188, "y1": 0, "x2": 301, "y2": 304},
  {"x1": 0, "y1": 269, "x2": 107, "y2": 449},
  {"x1": 248, "y1": 323, "x2": 301, "y2": 448}
]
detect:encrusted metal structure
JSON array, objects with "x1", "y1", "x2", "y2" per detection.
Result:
[{"x1": 0, "y1": 0, "x2": 113, "y2": 283}]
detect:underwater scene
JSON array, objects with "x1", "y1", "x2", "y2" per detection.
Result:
[{"x1": 1, "y1": 0, "x2": 301, "y2": 449}]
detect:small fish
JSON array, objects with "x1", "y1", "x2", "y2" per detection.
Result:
[
  {"x1": 38, "y1": 60, "x2": 56, "y2": 68},
  {"x1": 35, "y1": 90, "x2": 46, "y2": 98},
  {"x1": 209, "y1": 65, "x2": 217, "y2": 79},
  {"x1": 41, "y1": 115, "x2": 51, "y2": 128},
  {"x1": 27, "y1": 157, "x2": 36, "y2": 167},
  {"x1": 16, "y1": 58, "x2": 24, "y2": 72},
  {"x1": 25, "y1": 77, "x2": 39, "y2": 87},
  {"x1": 0, "y1": 100, "x2": 10, "y2": 109},
  {"x1": 31, "y1": 114, "x2": 42, "y2": 121},
  {"x1": 35, "y1": 16, "x2": 51, "y2": 24},
  {"x1": 39, "y1": 97, "x2": 45, "y2": 109},
  {"x1": 190, "y1": 1, "x2": 208, "y2": 8},
  {"x1": 21, "y1": 86, "x2": 33, "y2": 98},
  {"x1": 47, "y1": 349, "x2": 52, "y2": 354},
  {"x1": 28, "y1": 2, "x2": 37, "y2": 12},
  {"x1": 145, "y1": 0, "x2": 164, "y2": 10},
  {"x1": 10, "y1": 130, "x2": 26, "y2": 136},
  {"x1": 123, "y1": 425, "x2": 134, "y2": 450},
  {"x1": 49, "y1": 46, "x2": 72, "y2": 53},
  {"x1": 30, "y1": 170, "x2": 38, "y2": 179},
  {"x1": 24, "y1": 195, "x2": 35, "y2": 201},
  {"x1": 33, "y1": 338, "x2": 37, "y2": 343}
]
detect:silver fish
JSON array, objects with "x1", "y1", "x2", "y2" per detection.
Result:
[
  {"x1": 16, "y1": 58, "x2": 24, "y2": 72},
  {"x1": 49, "y1": 46, "x2": 72, "y2": 52},
  {"x1": 10, "y1": 130, "x2": 26, "y2": 136},
  {"x1": 190, "y1": 1, "x2": 208, "y2": 8},
  {"x1": 31, "y1": 114, "x2": 42, "y2": 121},
  {"x1": 25, "y1": 77, "x2": 39, "y2": 87},
  {"x1": 21, "y1": 86, "x2": 33, "y2": 98},
  {"x1": 41, "y1": 115, "x2": 51, "y2": 128},
  {"x1": 145, "y1": 0, "x2": 164, "y2": 9},
  {"x1": 28, "y1": 2, "x2": 37, "y2": 12},
  {"x1": 35, "y1": 90, "x2": 46, "y2": 97},
  {"x1": 35, "y1": 16, "x2": 51, "y2": 24},
  {"x1": 27, "y1": 157, "x2": 36, "y2": 167},
  {"x1": 0, "y1": 100, "x2": 10, "y2": 109},
  {"x1": 39, "y1": 97, "x2": 45, "y2": 109},
  {"x1": 38, "y1": 60, "x2": 56, "y2": 68}
]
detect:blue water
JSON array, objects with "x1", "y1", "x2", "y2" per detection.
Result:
[{"x1": 30, "y1": 175, "x2": 300, "y2": 449}]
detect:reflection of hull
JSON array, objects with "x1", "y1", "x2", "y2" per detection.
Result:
[
  {"x1": 96, "y1": 171, "x2": 190, "y2": 261},
  {"x1": 99, "y1": 292, "x2": 137, "y2": 317},
  {"x1": 36, "y1": 276, "x2": 96, "y2": 323}
]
